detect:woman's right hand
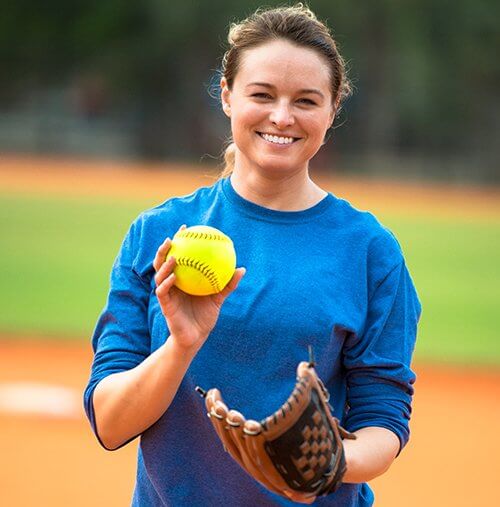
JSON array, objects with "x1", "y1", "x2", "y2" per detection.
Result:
[{"x1": 153, "y1": 227, "x2": 245, "y2": 353}]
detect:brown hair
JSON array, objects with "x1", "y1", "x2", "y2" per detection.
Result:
[{"x1": 219, "y1": 3, "x2": 352, "y2": 177}]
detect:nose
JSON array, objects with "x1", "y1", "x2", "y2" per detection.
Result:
[{"x1": 269, "y1": 100, "x2": 295, "y2": 129}]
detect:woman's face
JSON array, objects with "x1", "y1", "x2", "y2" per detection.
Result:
[{"x1": 221, "y1": 39, "x2": 336, "y2": 176}]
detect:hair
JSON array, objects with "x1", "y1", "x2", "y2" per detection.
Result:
[{"x1": 219, "y1": 3, "x2": 352, "y2": 177}]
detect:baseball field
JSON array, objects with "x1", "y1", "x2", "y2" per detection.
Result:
[{"x1": 0, "y1": 155, "x2": 499, "y2": 506}]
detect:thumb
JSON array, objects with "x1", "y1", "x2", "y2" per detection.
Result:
[{"x1": 215, "y1": 267, "x2": 246, "y2": 302}]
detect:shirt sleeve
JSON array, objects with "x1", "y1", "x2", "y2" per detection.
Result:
[
  {"x1": 83, "y1": 217, "x2": 152, "y2": 448},
  {"x1": 342, "y1": 259, "x2": 421, "y2": 453}
]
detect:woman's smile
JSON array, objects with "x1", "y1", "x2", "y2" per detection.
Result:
[{"x1": 256, "y1": 131, "x2": 301, "y2": 146}]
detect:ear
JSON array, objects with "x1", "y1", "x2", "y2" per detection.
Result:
[{"x1": 220, "y1": 77, "x2": 231, "y2": 117}]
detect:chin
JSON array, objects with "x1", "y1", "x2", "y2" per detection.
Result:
[
  {"x1": 257, "y1": 159, "x2": 302, "y2": 174},
  {"x1": 236, "y1": 145, "x2": 310, "y2": 175}
]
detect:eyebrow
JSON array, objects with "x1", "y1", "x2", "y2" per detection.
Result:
[{"x1": 246, "y1": 82, "x2": 325, "y2": 99}]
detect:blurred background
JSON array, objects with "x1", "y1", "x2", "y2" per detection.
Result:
[
  {"x1": 1, "y1": 0, "x2": 499, "y2": 181},
  {"x1": 0, "y1": 1, "x2": 499, "y2": 506}
]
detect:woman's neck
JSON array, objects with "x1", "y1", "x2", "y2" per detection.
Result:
[{"x1": 230, "y1": 164, "x2": 327, "y2": 212}]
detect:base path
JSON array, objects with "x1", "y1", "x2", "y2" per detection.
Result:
[
  {"x1": 0, "y1": 339, "x2": 498, "y2": 507},
  {"x1": 1, "y1": 154, "x2": 499, "y2": 219}
]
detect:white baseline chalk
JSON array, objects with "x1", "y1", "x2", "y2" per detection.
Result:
[{"x1": 0, "y1": 382, "x2": 82, "y2": 419}]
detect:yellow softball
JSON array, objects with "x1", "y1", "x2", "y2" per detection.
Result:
[{"x1": 166, "y1": 225, "x2": 237, "y2": 296}]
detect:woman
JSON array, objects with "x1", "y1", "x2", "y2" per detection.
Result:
[{"x1": 84, "y1": 5, "x2": 421, "y2": 506}]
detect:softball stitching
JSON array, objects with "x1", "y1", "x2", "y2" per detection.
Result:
[
  {"x1": 175, "y1": 256, "x2": 221, "y2": 291},
  {"x1": 178, "y1": 231, "x2": 230, "y2": 242}
]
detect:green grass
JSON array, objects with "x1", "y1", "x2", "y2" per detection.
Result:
[
  {"x1": 381, "y1": 216, "x2": 500, "y2": 365},
  {"x1": 0, "y1": 192, "x2": 154, "y2": 339},
  {"x1": 0, "y1": 191, "x2": 499, "y2": 365}
]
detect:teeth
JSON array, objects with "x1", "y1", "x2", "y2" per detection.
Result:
[{"x1": 261, "y1": 133, "x2": 294, "y2": 145}]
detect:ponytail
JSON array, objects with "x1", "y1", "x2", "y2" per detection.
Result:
[{"x1": 220, "y1": 142, "x2": 236, "y2": 178}]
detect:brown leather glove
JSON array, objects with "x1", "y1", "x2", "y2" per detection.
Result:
[{"x1": 196, "y1": 355, "x2": 356, "y2": 504}]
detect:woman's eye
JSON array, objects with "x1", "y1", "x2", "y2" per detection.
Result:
[
  {"x1": 298, "y1": 98, "x2": 316, "y2": 105},
  {"x1": 250, "y1": 94, "x2": 316, "y2": 105}
]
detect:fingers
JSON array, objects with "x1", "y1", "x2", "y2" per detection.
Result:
[
  {"x1": 155, "y1": 257, "x2": 176, "y2": 298},
  {"x1": 152, "y1": 225, "x2": 186, "y2": 272},
  {"x1": 153, "y1": 237, "x2": 172, "y2": 272},
  {"x1": 155, "y1": 273, "x2": 176, "y2": 299},
  {"x1": 154, "y1": 255, "x2": 175, "y2": 285}
]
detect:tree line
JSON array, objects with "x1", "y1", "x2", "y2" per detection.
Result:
[{"x1": 2, "y1": 0, "x2": 498, "y2": 181}]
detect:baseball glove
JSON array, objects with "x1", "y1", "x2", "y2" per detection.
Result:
[{"x1": 195, "y1": 350, "x2": 356, "y2": 504}]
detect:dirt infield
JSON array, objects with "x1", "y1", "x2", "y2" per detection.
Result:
[
  {"x1": 1, "y1": 339, "x2": 499, "y2": 507},
  {"x1": 1, "y1": 155, "x2": 499, "y2": 506},
  {"x1": 1, "y1": 154, "x2": 499, "y2": 220}
]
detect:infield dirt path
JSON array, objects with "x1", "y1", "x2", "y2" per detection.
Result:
[
  {"x1": 0, "y1": 339, "x2": 498, "y2": 507},
  {"x1": 1, "y1": 155, "x2": 499, "y2": 506},
  {"x1": 1, "y1": 154, "x2": 499, "y2": 220}
]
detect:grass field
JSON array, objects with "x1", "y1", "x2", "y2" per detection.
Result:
[{"x1": 1, "y1": 188, "x2": 499, "y2": 365}]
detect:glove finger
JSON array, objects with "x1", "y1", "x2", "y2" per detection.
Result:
[
  {"x1": 205, "y1": 389, "x2": 247, "y2": 469},
  {"x1": 225, "y1": 409, "x2": 249, "y2": 459},
  {"x1": 243, "y1": 422, "x2": 316, "y2": 504},
  {"x1": 205, "y1": 389, "x2": 243, "y2": 462},
  {"x1": 225, "y1": 412, "x2": 285, "y2": 497}
]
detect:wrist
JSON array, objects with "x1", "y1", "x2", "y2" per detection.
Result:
[
  {"x1": 340, "y1": 427, "x2": 399, "y2": 484},
  {"x1": 168, "y1": 333, "x2": 207, "y2": 358}
]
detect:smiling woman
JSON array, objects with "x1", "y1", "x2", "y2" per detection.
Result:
[
  {"x1": 219, "y1": 7, "x2": 352, "y2": 213},
  {"x1": 84, "y1": 5, "x2": 421, "y2": 507},
  {"x1": 221, "y1": 39, "x2": 335, "y2": 189}
]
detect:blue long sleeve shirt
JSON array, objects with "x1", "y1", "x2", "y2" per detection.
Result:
[{"x1": 84, "y1": 177, "x2": 421, "y2": 506}]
